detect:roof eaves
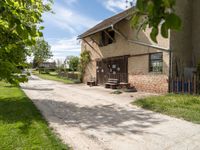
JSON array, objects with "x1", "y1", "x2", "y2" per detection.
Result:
[
  {"x1": 78, "y1": 11, "x2": 132, "y2": 39},
  {"x1": 77, "y1": 25, "x2": 112, "y2": 39}
]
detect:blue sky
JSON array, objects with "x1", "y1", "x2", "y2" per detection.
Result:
[{"x1": 42, "y1": 0, "x2": 136, "y2": 61}]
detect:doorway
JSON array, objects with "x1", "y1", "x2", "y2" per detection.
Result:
[{"x1": 96, "y1": 56, "x2": 128, "y2": 84}]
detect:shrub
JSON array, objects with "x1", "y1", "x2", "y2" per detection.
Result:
[{"x1": 78, "y1": 51, "x2": 91, "y2": 82}]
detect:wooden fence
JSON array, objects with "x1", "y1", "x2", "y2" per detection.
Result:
[
  {"x1": 58, "y1": 72, "x2": 80, "y2": 80},
  {"x1": 172, "y1": 75, "x2": 199, "y2": 94}
]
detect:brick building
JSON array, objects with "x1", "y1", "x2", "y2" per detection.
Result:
[{"x1": 78, "y1": 0, "x2": 200, "y2": 93}]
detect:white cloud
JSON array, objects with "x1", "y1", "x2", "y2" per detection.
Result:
[
  {"x1": 43, "y1": 3, "x2": 99, "y2": 34},
  {"x1": 101, "y1": 0, "x2": 136, "y2": 13},
  {"x1": 63, "y1": 0, "x2": 78, "y2": 5},
  {"x1": 104, "y1": 0, "x2": 126, "y2": 13},
  {"x1": 48, "y1": 37, "x2": 81, "y2": 60},
  {"x1": 51, "y1": 37, "x2": 80, "y2": 52}
]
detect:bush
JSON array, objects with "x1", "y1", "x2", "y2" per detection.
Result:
[{"x1": 78, "y1": 51, "x2": 91, "y2": 82}]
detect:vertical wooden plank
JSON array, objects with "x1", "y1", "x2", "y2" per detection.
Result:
[
  {"x1": 188, "y1": 79, "x2": 191, "y2": 94},
  {"x1": 176, "y1": 77, "x2": 178, "y2": 94},
  {"x1": 172, "y1": 78, "x2": 174, "y2": 93},
  {"x1": 197, "y1": 74, "x2": 199, "y2": 94},
  {"x1": 182, "y1": 77, "x2": 184, "y2": 93},
  {"x1": 194, "y1": 75, "x2": 197, "y2": 94}
]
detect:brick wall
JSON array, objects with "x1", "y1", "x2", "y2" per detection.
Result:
[
  {"x1": 128, "y1": 74, "x2": 169, "y2": 93},
  {"x1": 83, "y1": 60, "x2": 96, "y2": 83},
  {"x1": 128, "y1": 54, "x2": 169, "y2": 93}
]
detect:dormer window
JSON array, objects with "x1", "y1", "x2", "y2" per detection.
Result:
[{"x1": 100, "y1": 29, "x2": 115, "y2": 47}]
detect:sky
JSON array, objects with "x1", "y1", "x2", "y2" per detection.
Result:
[{"x1": 42, "y1": 0, "x2": 136, "y2": 61}]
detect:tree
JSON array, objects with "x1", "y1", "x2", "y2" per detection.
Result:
[
  {"x1": 132, "y1": 0, "x2": 181, "y2": 43},
  {"x1": 65, "y1": 56, "x2": 79, "y2": 72},
  {"x1": 31, "y1": 38, "x2": 53, "y2": 68},
  {"x1": 0, "y1": 0, "x2": 52, "y2": 84}
]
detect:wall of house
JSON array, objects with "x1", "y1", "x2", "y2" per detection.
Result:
[
  {"x1": 170, "y1": 0, "x2": 200, "y2": 78},
  {"x1": 170, "y1": 0, "x2": 193, "y2": 73},
  {"x1": 128, "y1": 52, "x2": 169, "y2": 93},
  {"x1": 82, "y1": 18, "x2": 170, "y2": 93},
  {"x1": 192, "y1": 0, "x2": 200, "y2": 63}
]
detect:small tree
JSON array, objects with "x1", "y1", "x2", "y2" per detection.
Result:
[
  {"x1": 56, "y1": 59, "x2": 65, "y2": 73},
  {"x1": 78, "y1": 51, "x2": 90, "y2": 82},
  {"x1": 65, "y1": 56, "x2": 79, "y2": 72},
  {"x1": 30, "y1": 38, "x2": 53, "y2": 68}
]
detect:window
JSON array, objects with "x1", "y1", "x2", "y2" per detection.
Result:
[
  {"x1": 149, "y1": 53, "x2": 163, "y2": 73},
  {"x1": 100, "y1": 30, "x2": 115, "y2": 46}
]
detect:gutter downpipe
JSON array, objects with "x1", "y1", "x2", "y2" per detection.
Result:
[{"x1": 169, "y1": 31, "x2": 173, "y2": 93}]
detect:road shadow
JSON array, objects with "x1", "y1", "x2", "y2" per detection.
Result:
[
  {"x1": 21, "y1": 86, "x2": 54, "y2": 91},
  {"x1": 32, "y1": 99, "x2": 167, "y2": 136}
]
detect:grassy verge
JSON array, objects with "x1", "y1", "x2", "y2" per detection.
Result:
[
  {"x1": 133, "y1": 94, "x2": 200, "y2": 124},
  {"x1": 32, "y1": 71, "x2": 75, "y2": 84},
  {"x1": 0, "y1": 81, "x2": 69, "y2": 149}
]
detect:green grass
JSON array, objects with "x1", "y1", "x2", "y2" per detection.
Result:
[
  {"x1": 0, "y1": 81, "x2": 69, "y2": 149},
  {"x1": 133, "y1": 94, "x2": 200, "y2": 124},
  {"x1": 32, "y1": 71, "x2": 75, "y2": 84}
]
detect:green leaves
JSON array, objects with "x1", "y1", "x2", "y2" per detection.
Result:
[
  {"x1": 161, "y1": 22, "x2": 169, "y2": 38},
  {"x1": 131, "y1": 0, "x2": 182, "y2": 43},
  {"x1": 150, "y1": 27, "x2": 159, "y2": 43},
  {"x1": 79, "y1": 51, "x2": 91, "y2": 81},
  {"x1": 165, "y1": 13, "x2": 182, "y2": 30},
  {"x1": 66, "y1": 56, "x2": 80, "y2": 71},
  {"x1": 0, "y1": 0, "x2": 53, "y2": 84},
  {"x1": 31, "y1": 38, "x2": 53, "y2": 68}
]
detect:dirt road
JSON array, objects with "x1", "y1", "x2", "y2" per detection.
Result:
[{"x1": 21, "y1": 76, "x2": 200, "y2": 150}]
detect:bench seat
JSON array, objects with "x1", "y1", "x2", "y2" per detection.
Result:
[{"x1": 105, "y1": 78, "x2": 119, "y2": 89}]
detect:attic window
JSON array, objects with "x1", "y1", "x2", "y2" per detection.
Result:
[{"x1": 100, "y1": 30, "x2": 115, "y2": 46}]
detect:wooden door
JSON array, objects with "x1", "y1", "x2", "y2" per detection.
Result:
[{"x1": 96, "y1": 56, "x2": 128, "y2": 85}]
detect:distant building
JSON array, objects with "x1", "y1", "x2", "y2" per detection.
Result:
[{"x1": 39, "y1": 62, "x2": 56, "y2": 69}]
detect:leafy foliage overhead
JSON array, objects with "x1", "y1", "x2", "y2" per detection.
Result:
[
  {"x1": 132, "y1": 0, "x2": 181, "y2": 43},
  {"x1": 0, "y1": 0, "x2": 53, "y2": 84}
]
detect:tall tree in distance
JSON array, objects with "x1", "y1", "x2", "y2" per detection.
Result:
[
  {"x1": 132, "y1": 0, "x2": 181, "y2": 43},
  {"x1": 31, "y1": 38, "x2": 53, "y2": 68},
  {"x1": 65, "y1": 56, "x2": 80, "y2": 72},
  {"x1": 0, "y1": 0, "x2": 53, "y2": 84}
]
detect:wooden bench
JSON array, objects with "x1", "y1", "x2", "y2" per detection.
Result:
[
  {"x1": 87, "y1": 77, "x2": 97, "y2": 87},
  {"x1": 119, "y1": 82, "x2": 130, "y2": 89},
  {"x1": 105, "y1": 79, "x2": 119, "y2": 89},
  {"x1": 87, "y1": 81, "x2": 96, "y2": 87}
]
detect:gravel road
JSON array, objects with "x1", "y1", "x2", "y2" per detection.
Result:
[{"x1": 21, "y1": 76, "x2": 200, "y2": 150}]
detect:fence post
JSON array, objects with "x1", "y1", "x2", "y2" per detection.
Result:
[
  {"x1": 182, "y1": 77, "x2": 184, "y2": 93},
  {"x1": 176, "y1": 77, "x2": 178, "y2": 93},
  {"x1": 194, "y1": 75, "x2": 197, "y2": 94},
  {"x1": 188, "y1": 79, "x2": 191, "y2": 94},
  {"x1": 197, "y1": 74, "x2": 199, "y2": 94}
]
